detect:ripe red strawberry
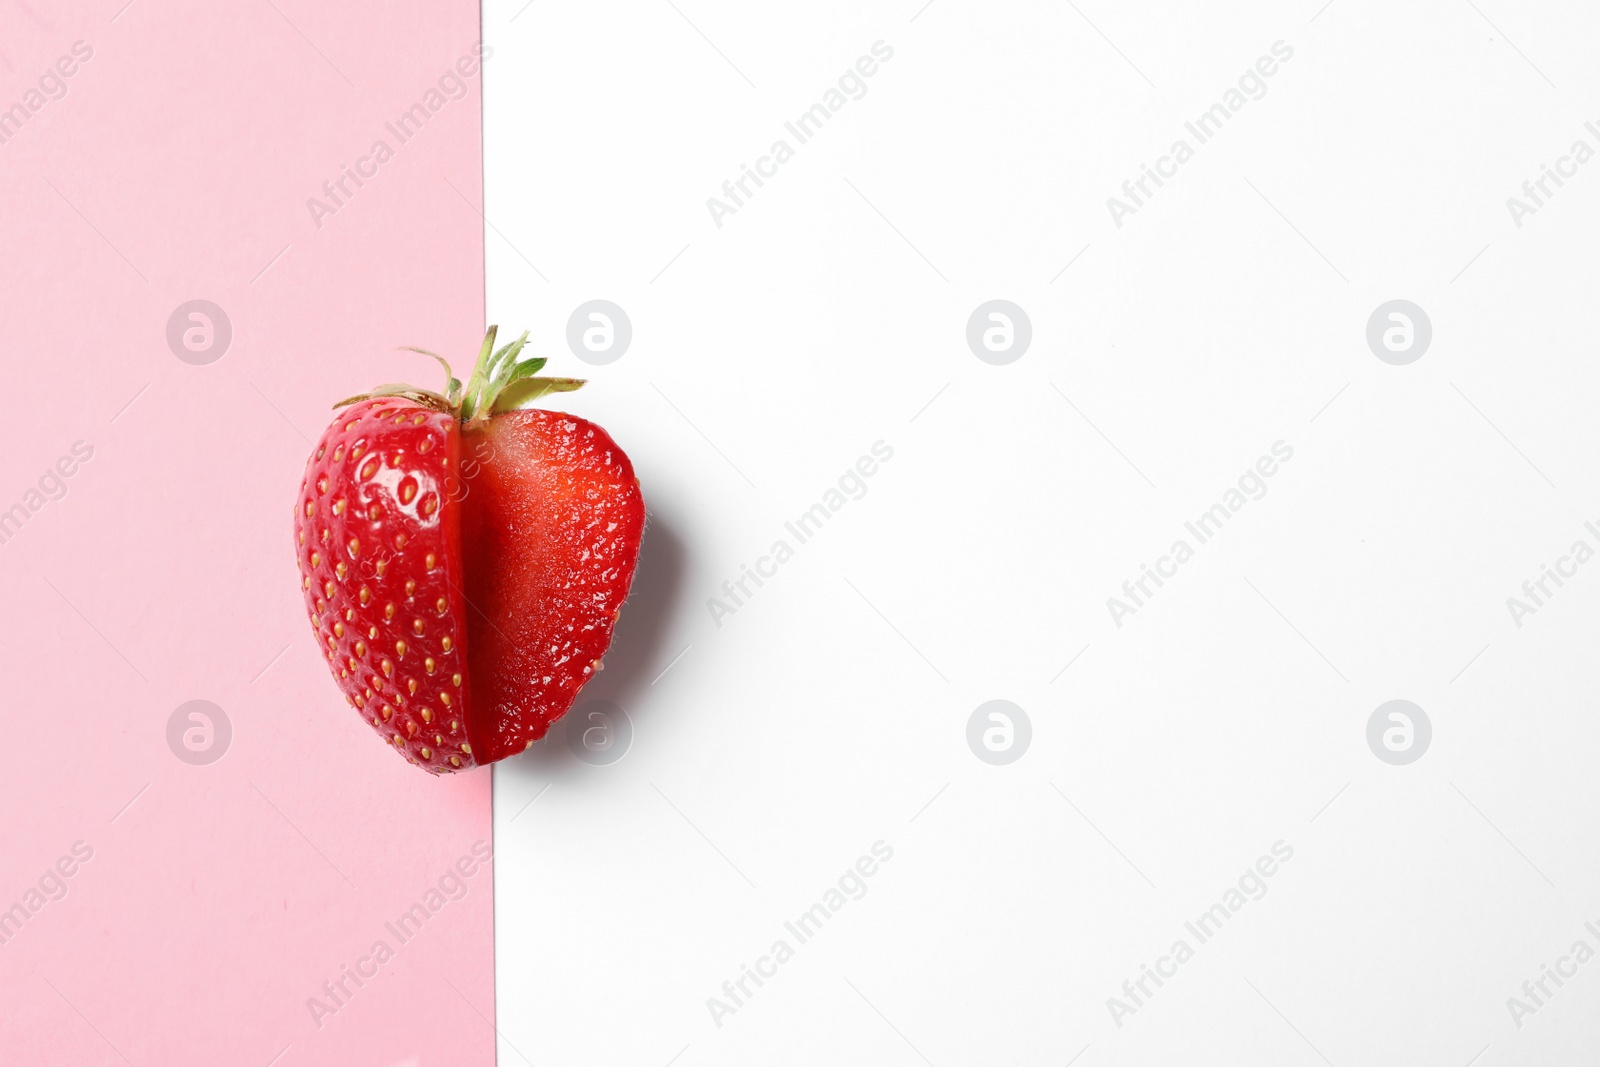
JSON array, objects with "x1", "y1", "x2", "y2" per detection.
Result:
[{"x1": 293, "y1": 328, "x2": 644, "y2": 773}]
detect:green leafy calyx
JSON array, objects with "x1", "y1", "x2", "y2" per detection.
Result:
[{"x1": 334, "y1": 326, "x2": 586, "y2": 425}]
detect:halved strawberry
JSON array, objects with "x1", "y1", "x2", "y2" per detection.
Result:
[
  {"x1": 293, "y1": 328, "x2": 644, "y2": 773},
  {"x1": 461, "y1": 409, "x2": 645, "y2": 763}
]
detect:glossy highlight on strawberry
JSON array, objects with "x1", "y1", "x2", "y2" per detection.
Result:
[{"x1": 294, "y1": 328, "x2": 644, "y2": 774}]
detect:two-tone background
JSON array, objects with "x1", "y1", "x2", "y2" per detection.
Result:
[{"x1": 4, "y1": 1, "x2": 1598, "y2": 1064}]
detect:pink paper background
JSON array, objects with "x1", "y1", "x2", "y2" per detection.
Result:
[{"x1": 0, "y1": 2, "x2": 496, "y2": 1063}]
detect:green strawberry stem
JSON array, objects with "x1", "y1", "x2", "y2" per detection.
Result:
[{"x1": 334, "y1": 326, "x2": 586, "y2": 426}]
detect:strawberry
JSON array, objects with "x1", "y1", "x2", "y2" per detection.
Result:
[{"x1": 293, "y1": 327, "x2": 644, "y2": 773}]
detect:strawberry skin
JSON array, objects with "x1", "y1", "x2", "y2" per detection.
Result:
[
  {"x1": 460, "y1": 409, "x2": 645, "y2": 763},
  {"x1": 294, "y1": 399, "x2": 478, "y2": 774}
]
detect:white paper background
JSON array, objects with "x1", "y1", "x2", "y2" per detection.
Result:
[{"x1": 483, "y1": 1, "x2": 1600, "y2": 1063}]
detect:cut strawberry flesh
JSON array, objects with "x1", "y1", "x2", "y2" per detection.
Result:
[{"x1": 459, "y1": 408, "x2": 645, "y2": 763}]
